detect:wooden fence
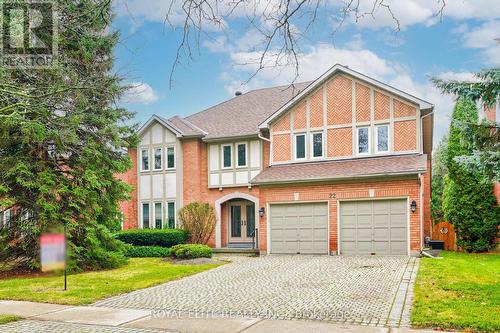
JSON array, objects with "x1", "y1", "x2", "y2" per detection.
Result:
[{"x1": 432, "y1": 221, "x2": 456, "y2": 250}]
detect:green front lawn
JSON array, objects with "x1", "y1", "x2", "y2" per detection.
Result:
[
  {"x1": 0, "y1": 258, "x2": 220, "y2": 305},
  {"x1": 412, "y1": 251, "x2": 500, "y2": 332},
  {"x1": 0, "y1": 314, "x2": 22, "y2": 325}
]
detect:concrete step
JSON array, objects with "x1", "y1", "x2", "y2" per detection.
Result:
[{"x1": 213, "y1": 248, "x2": 259, "y2": 256}]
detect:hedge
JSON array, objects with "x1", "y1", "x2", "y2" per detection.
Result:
[
  {"x1": 115, "y1": 229, "x2": 188, "y2": 247},
  {"x1": 171, "y1": 244, "x2": 212, "y2": 259},
  {"x1": 124, "y1": 245, "x2": 172, "y2": 258}
]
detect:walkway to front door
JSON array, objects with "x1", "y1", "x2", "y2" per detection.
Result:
[{"x1": 228, "y1": 201, "x2": 255, "y2": 245}]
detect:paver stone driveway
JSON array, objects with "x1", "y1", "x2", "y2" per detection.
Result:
[{"x1": 94, "y1": 255, "x2": 418, "y2": 327}]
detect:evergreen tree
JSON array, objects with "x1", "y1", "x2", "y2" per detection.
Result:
[
  {"x1": 0, "y1": 1, "x2": 137, "y2": 270},
  {"x1": 442, "y1": 97, "x2": 500, "y2": 252},
  {"x1": 431, "y1": 136, "x2": 447, "y2": 221}
]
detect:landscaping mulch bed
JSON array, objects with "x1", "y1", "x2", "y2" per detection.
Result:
[
  {"x1": 163, "y1": 257, "x2": 228, "y2": 265},
  {"x1": 0, "y1": 268, "x2": 53, "y2": 280}
]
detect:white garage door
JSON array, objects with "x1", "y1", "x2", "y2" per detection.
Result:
[
  {"x1": 340, "y1": 199, "x2": 408, "y2": 255},
  {"x1": 269, "y1": 202, "x2": 328, "y2": 254}
]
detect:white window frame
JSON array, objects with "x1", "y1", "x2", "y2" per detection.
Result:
[
  {"x1": 236, "y1": 142, "x2": 248, "y2": 168},
  {"x1": 356, "y1": 127, "x2": 371, "y2": 156},
  {"x1": 140, "y1": 148, "x2": 150, "y2": 172},
  {"x1": 166, "y1": 201, "x2": 176, "y2": 228},
  {"x1": 310, "y1": 131, "x2": 324, "y2": 159},
  {"x1": 221, "y1": 144, "x2": 233, "y2": 169},
  {"x1": 165, "y1": 146, "x2": 176, "y2": 170},
  {"x1": 153, "y1": 147, "x2": 162, "y2": 170},
  {"x1": 375, "y1": 124, "x2": 390, "y2": 154},
  {"x1": 141, "y1": 202, "x2": 151, "y2": 229},
  {"x1": 294, "y1": 133, "x2": 307, "y2": 161},
  {"x1": 153, "y1": 202, "x2": 163, "y2": 229}
]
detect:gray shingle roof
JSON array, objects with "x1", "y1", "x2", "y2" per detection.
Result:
[
  {"x1": 184, "y1": 82, "x2": 311, "y2": 140},
  {"x1": 167, "y1": 116, "x2": 206, "y2": 137},
  {"x1": 251, "y1": 154, "x2": 428, "y2": 184}
]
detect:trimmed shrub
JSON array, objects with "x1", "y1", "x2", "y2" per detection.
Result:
[
  {"x1": 178, "y1": 202, "x2": 216, "y2": 245},
  {"x1": 115, "y1": 229, "x2": 188, "y2": 247},
  {"x1": 123, "y1": 245, "x2": 172, "y2": 258},
  {"x1": 171, "y1": 244, "x2": 212, "y2": 259}
]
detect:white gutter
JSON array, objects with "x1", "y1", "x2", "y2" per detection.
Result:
[
  {"x1": 258, "y1": 133, "x2": 271, "y2": 142},
  {"x1": 419, "y1": 172, "x2": 424, "y2": 251}
]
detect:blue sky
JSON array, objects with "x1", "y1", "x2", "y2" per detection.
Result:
[{"x1": 113, "y1": 0, "x2": 500, "y2": 146}]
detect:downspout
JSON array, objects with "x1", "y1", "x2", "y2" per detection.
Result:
[
  {"x1": 258, "y1": 132, "x2": 271, "y2": 142},
  {"x1": 419, "y1": 172, "x2": 424, "y2": 253}
]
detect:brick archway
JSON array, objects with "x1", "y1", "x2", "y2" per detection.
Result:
[{"x1": 214, "y1": 192, "x2": 259, "y2": 248}]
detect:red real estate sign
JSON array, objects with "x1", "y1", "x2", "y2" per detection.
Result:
[{"x1": 40, "y1": 233, "x2": 66, "y2": 272}]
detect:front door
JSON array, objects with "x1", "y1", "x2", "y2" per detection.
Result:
[{"x1": 228, "y1": 202, "x2": 255, "y2": 243}]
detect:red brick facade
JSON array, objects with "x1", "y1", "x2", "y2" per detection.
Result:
[
  {"x1": 119, "y1": 71, "x2": 432, "y2": 256},
  {"x1": 117, "y1": 148, "x2": 138, "y2": 229}
]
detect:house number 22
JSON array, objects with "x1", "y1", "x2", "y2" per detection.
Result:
[{"x1": 329, "y1": 193, "x2": 336, "y2": 199}]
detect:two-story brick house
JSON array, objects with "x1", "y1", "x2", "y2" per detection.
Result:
[{"x1": 120, "y1": 64, "x2": 434, "y2": 256}]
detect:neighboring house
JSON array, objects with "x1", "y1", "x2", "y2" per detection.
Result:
[
  {"x1": 484, "y1": 102, "x2": 500, "y2": 205},
  {"x1": 120, "y1": 64, "x2": 434, "y2": 256}
]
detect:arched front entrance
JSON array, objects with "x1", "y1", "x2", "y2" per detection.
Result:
[{"x1": 214, "y1": 192, "x2": 259, "y2": 248}]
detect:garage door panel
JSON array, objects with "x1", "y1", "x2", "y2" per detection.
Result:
[
  {"x1": 357, "y1": 241, "x2": 372, "y2": 254},
  {"x1": 373, "y1": 215, "x2": 389, "y2": 228},
  {"x1": 357, "y1": 228, "x2": 372, "y2": 241},
  {"x1": 342, "y1": 228, "x2": 356, "y2": 241},
  {"x1": 313, "y1": 215, "x2": 328, "y2": 227},
  {"x1": 374, "y1": 241, "x2": 390, "y2": 254},
  {"x1": 340, "y1": 202, "x2": 356, "y2": 215},
  {"x1": 300, "y1": 216, "x2": 313, "y2": 228},
  {"x1": 270, "y1": 202, "x2": 328, "y2": 255},
  {"x1": 340, "y1": 199, "x2": 408, "y2": 255},
  {"x1": 390, "y1": 227, "x2": 406, "y2": 240},
  {"x1": 390, "y1": 200, "x2": 406, "y2": 214},
  {"x1": 391, "y1": 242, "x2": 406, "y2": 253},
  {"x1": 390, "y1": 214, "x2": 406, "y2": 227},
  {"x1": 373, "y1": 200, "x2": 390, "y2": 213},
  {"x1": 357, "y1": 215, "x2": 372, "y2": 227},
  {"x1": 373, "y1": 228, "x2": 389, "y2": 239}
]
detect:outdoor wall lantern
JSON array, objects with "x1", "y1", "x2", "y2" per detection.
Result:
[
  {"x1": 410, "y1": 200, "x2": 417, "y2": 213},
  {"x1": 259, "y1": 207, "x2": 265, "y2": 217}
]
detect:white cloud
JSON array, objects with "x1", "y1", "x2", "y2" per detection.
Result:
[
  {"x1": 344, "y1": 34, "x2": 364, "y2": 50},
  {"x1": 221, "y1": 43, "x2": 465, "y2": 146},
  {"x1": 348, "y1": 0, "x2": 500, "y2": 30},
  {"x1": 461, "y1": 20, "x2": 500, "y2": 65},
  {"x1": 123, "y1": 82, "x2": 159, "y2": 105}
]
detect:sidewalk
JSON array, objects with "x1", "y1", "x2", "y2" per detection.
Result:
[{"x1": 0, "y1": 300, "x2": 456, "y2": 333}]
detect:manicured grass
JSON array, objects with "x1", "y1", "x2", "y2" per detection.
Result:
[
  {"x1": 0, "y1": 258, "x2": 220, "y2": 305},
  {"x1": 0, "y1": 314, "x2": 22, "y2": 324},
  {"x1": 412, "y1": 251, "x2": 500, "y2": 332}
]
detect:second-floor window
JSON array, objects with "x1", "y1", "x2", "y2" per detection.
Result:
[
  {"x1": 141, "y1": 149, "x2": 149, "y2": 171},
  {"x1": 166, "y1": 146, "x2": 175, "y2": 169},
  {"x1": 295, "y1": 134, "x2": 306, "y2": 160},
  {"x1": 237, "y1": 143, "x2": 247, "y2": 167},
  {"x1": 154, "y1": 148, "x2": 162, "y2": 170},
  {"x1": 223, "y1": 145, "x2": 232, "y2": 168},
  {"x1": 376, "y1": 125, "x2": 389, "y2": 153},
  {"x1": 311, "y1": 132, "x2": 323, "y2": 158},
  {"x1": 357, "y1": 127, "x2": 370, "y2": 155}
]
